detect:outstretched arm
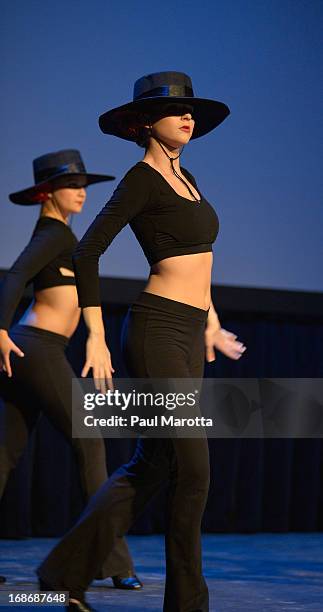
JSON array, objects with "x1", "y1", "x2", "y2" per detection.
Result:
[
  {"x1": 0, "y1": 221, "x2": 67, "y2": 331},
  {"x1": 0, "y1": 220, "x2": 69, "y2": 376},
  {"x1": 73, "y1": 166, "x2": 155, "y2": 390}
]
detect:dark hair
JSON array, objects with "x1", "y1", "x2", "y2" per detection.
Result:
[
  {"x1": 135, "y1": 125, "x2": 152, "y2": 148},
  {"x1": 126, "y1": 112, "x2": 150, "y2": 148},
  {"x1": 111, "y1": 111, "x2": 150, "y2": 148}
]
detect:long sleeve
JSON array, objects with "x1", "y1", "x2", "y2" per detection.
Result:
[
  {"x1": 73, "y1": 165, "x2": 154, "y2": 308},
  {"x1": 0, "y1": 220, "x2": 68, "y2": 330}
]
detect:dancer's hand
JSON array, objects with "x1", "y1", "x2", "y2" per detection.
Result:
[
  {"x1": 82, "y1": 331, "x2": 115, "y2": 393},
  {"x1": 0, "y1": 329, "x2": 24, "y2": 377},
  {"x1": 205, "y1": 325, "x2": 246, "y2": 362}
]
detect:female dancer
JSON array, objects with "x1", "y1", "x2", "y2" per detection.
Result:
[
  {"x1": 0, "y1": 149, "x2": 141, "y2": 589},
  {"x1": 37, "y1": 72, "x2": 246, "y2": 611}
]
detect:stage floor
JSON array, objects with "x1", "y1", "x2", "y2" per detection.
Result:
[{"x1": 0, "y1": 534, "x2": 322, "y2": 611}]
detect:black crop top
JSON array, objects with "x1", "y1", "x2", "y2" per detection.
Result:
[
  {"x1": 74, "y1": 162, "x2": 219, "y2": 308},
  {"x1": 0, "y1": 217, "x2": 78, "y2": 330}
]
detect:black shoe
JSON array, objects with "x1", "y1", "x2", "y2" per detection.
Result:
[
  {"x1": 112, "y1": 572, "x2": 143, "y2": 590},
  {"x1": 0, "y1": 576, "x2": 6, "y2": 583},
  {"x1": 38, "y1": 578, "x2": 95, "y2": 612},
  {"x1": 67, "y1": 602, "x2": 96, "y2": 612}
]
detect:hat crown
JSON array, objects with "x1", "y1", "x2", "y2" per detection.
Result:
[
  {"x1": 98, "y1": 70, "x2": 230, "y2": 140},
  {"x1": 33, "y1": 149, "x2": 86, "y2": 183},
  {"x1": 133, "y1": 71, "x2": 194, "y2": 101}
]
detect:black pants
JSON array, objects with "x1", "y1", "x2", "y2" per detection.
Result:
[
  {"x1": 0, "y1": 324, "x2": 134, "y2": 577},
  {"x1": 38, "y1": 292, "x2": 210, "y2": 612}
]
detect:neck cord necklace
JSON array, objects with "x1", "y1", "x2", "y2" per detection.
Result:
[{"x1": 154, "y1": 136, "x2": 200, "y2": 202}]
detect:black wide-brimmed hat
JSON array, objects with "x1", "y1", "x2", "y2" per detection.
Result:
[
  {"x1": 9, "y1": 149, "x2": 115, "y2": 205},
  {"x1": 99, "y1": 71, "x2": 230, "y2": 140}
]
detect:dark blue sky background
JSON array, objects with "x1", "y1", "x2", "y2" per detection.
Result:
[{"x1": 1, "y1": 0, "x2": 322, "y2": 291}]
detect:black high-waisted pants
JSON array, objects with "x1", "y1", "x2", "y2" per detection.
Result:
[
  {"x1": 38, "y1": 292, "x2": 210, "y2": 612},
  {"x1": 0, "y1": 324, "x2": 134, "y2": 577}
]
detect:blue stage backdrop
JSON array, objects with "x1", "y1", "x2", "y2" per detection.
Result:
[{"x1": 0, "y1": 0, "x2": 322, "y2": 292}]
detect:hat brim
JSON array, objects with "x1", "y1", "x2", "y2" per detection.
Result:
[
  {"x1": 99, "y1": 97, "x2": 230, "y2": 140},
  {"x1": 9, "y1": 172, "x2": 115, "y2": 205}
]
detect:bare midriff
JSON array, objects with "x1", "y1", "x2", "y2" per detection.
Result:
[
  {"x1": 144, "y1": 252, "x2": 213, "y2": 311},
  {"x1": 18, "y1": 285, "x2": 81, "y2": 338},
  {"x1": 17, "y1": 252, "x2": 211, "y2": 336}
]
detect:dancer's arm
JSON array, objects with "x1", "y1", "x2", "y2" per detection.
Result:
[
  {"x1": 180, "y1": 168, "x2": 244, "y2": 362},
  {"x1": 0, "y1": 221, "x2": 69, "y2": 376},
  {"x1": 80, "y1": 306, "x2": 115, "y2": 393},
  {"x1": 73, "y1": 166, "x2": 154, "y2": 391}
]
